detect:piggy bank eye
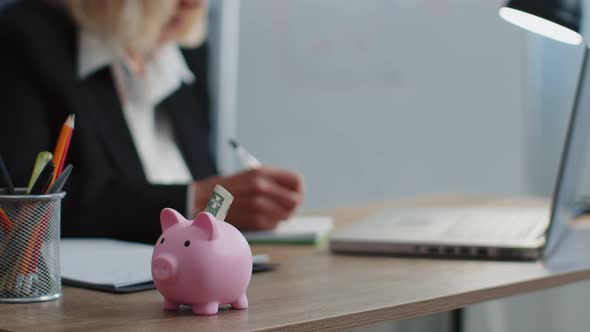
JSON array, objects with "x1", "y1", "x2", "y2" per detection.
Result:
[
  {"x1": 184, "y1": 240, "x2": 190, "y2": 247},
  {"x1": 160, "y1": 238, "x2": 165, "y2": 244}
]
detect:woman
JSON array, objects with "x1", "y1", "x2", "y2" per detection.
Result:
[{"x1": 0, "y1": 0, "x2": 304, "y2": 243}]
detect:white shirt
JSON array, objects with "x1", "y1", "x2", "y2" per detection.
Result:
[{"x1": 78, "y1": 31, "x2": 196, "y2": 215}]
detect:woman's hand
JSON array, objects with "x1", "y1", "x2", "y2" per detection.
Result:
[{"x1": 192, "y1": 166, "x2": 304, "y2": 230}]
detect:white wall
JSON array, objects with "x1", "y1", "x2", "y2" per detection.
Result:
[
  {"x1": 227, "y1": 1, "x2": 525, "y2": 331},
  {"x1": 210, "y1": 1, "x2": 590, "y2": 331},
  {"x1": 233, "y1": 0, "x2": 526, "y2": 211}
]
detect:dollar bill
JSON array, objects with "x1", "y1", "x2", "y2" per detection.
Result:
[{"x1": 204, "y1": 185, "x2": 234, "y2": 221}]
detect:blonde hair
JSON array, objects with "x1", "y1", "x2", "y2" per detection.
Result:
[{"x1": 64, "y1": 0, "x2": 207, "y2": 56}]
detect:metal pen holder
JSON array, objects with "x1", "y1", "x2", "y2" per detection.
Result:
[{"x1": 0, "y1": 188, "x2": 66, "y2": 303}]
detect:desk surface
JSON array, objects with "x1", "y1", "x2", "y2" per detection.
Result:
[{"x1": 2, "y1": 196, "x2": 590, "y2": 332}]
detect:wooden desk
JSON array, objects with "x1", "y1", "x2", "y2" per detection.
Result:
[{"x1": 2, "y1": 196, "x2": 590, "y2": 332}]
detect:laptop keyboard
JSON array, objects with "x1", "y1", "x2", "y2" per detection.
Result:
[
  {"x1": 363, "y1": 207, "x2": 550, "y2": 242},
  {"x1": 436, "y1": 209, "x2": 549, "y2": 240}
]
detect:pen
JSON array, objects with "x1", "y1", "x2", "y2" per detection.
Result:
[
  {"x1": 27, "y1": 151, "x2": 53, "y2": 194},
  {"x1": 0, "y1": 154, "x2": 15, "y2": 194},
  {"x1": 229, "y1": 139, "x2": 262, "y2": 169},
  {"x1": 48, "y1": 164, "x2": 73, "y2": 193},
  {"x1": 29, "y1": 161, "x2": 55, "y2": 195}
]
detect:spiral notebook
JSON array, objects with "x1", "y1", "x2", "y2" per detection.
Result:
[{"x1": 60, "y1": 238, "x2": 272, "y2": 293}]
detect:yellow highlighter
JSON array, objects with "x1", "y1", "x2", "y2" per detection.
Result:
[{"x1": 26, "y1": 151, "x2": 53, "y2": 194}]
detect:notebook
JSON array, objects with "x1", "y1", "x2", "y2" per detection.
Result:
[
  {"x1": 242, "y1": 216, "x2": 334, "y2": 245},
  {"x1": 60, "y1": 238, "x2": 273, "y2": 293}
]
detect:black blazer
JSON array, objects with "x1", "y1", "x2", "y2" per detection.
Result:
[{"x1": 0, "y1": 1, "x2": 217, "y2": 243}]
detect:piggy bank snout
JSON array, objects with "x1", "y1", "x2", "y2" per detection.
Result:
[{"x1": 152, "y1": 255, "x2": 178, "y2": 283}]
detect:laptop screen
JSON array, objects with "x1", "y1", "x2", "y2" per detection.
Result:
[{"x1": 544, "y1": 52, "x2": 590, "y2": 257}]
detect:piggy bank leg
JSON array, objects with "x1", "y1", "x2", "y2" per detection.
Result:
[
  {"x1": 231, "y1": 293, "x2": 248, "y2": 310},
  {"x1": 163, "y1": 298, "x2": 179, "y2": 311},
  {"x1": 192, "y1": 302, "x2": 219, "y2": 315}
]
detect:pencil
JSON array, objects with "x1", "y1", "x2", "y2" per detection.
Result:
[
  {"x1": 18, "y1": 207, "x2": 50, "y2": 274},
  {"x1": 0, "y1": 154, "x2": 15, "y2": 194},
  {"x1": 0, "y1": 208, "x2": 12, "y2": 234},
  {"x1": 50, "y1": 114, "x2": 75, "y2": 186}
]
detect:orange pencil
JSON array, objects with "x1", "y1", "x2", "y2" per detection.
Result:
[
  {"x1": 50, "y1": 114, "x2": 75, "y2": 186},
  {"x1": 18, "y1": 208, "x2": 50, "y2": 274},
  {"x1": 0, "y1": 208, "x2": 12, "y2": 234},
  {"x1": 57, "y1": 117, "x2": 74, "y2": 176}
]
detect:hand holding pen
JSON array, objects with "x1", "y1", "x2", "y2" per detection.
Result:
[{"x1": 190, "y1": 140, "x2": 304, "y2": 230}]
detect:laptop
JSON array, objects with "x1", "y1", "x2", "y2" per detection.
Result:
[{"x1": 330, "y1": 86, "x2": 590, "y2": 261}]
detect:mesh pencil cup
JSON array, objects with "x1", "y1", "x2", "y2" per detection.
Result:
[{"x1": 0, "y1": 188, "x2": 66, "y2": 303}]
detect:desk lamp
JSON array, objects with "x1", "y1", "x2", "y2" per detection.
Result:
[
  {"x1": 499, "y1": 0, "x2": 585, "y2": 255},
  {"x1": 500, "y1": 0, "x2": 582, "y2": 45}
]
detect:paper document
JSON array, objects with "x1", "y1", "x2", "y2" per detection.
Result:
[
  {"x1": 60, "y1": 238, "x2": 271, "y2": 293},
  {"x1": 60, "y1": 239, "x2": 154, "y2": 293},
  {"x1": 242, "y1": 216, "x2": 334, "y2": 244}
]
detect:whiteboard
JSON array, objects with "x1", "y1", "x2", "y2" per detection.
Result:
[{"x1": 231, "y1": 0, "x2": 526, "y2": 209}]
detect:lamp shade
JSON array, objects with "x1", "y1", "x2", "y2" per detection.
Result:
[{"x1": 500, "y1": 0, "x2": 583, "y2": 45}]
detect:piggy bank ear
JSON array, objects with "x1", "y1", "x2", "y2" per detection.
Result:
[
  {"x1": 192, "y1": 212, "x2": 219, "y2": 241},
  {"x1": 160, "y1": 208, "x2": 185, "y2": 232}
]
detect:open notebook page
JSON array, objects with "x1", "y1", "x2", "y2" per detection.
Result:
[{"x1": 242, "y1": 216, "x2": 334, "y2": 244}]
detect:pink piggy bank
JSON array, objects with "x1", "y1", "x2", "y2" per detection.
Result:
[{"x1": 151, "y1": 208, "x2": 253, "y2": 315}]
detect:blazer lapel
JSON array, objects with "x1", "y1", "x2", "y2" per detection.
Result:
[
  {"x1": 81, "y1": 68, "x2": 146, "y2": 180},
  {"x1": 160, "y1": 84, "x2": 217, "y2": 180}
]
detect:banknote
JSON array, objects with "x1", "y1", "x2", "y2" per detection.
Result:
[{"x1": 204, "y1": 185, "x2": 234, "y2": 221}]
